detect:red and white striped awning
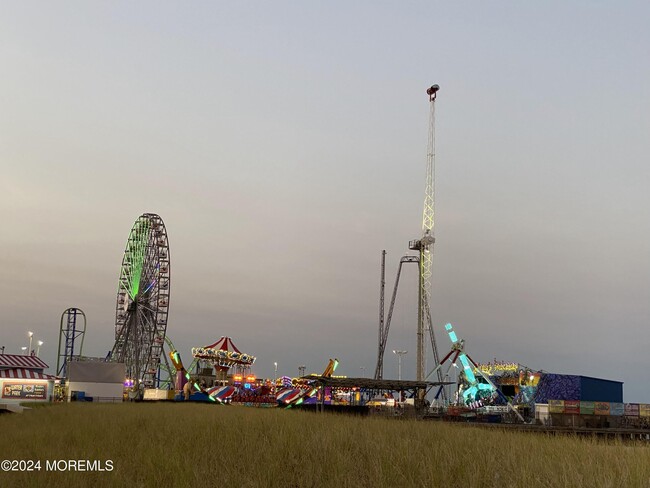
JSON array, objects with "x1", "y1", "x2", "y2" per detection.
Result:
[
  {"x1": 0, "y1": 368, "x2": 58, "y2": 381},
  {"x1": 201, "y1": 336, "x2": 241, "y2": 353},
  {"x1": 0, "y1": 354, "x2": 48, "y2": 370}
]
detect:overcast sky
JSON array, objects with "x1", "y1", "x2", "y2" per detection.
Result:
[{"x1": 2, "y1": 2, "x2": 649, "y2": 401}]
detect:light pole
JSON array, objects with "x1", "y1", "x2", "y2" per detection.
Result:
[
  {"x1": 393, "y1": 350, "x2": 408, "y2": 381},
  {"x1": 37, "y1": 341, "x2": 44, "y2": 357},
  {"x1": 28, "y1": 331, "x2": 34, "y2": 355},
  {"x1": 274, "y1": 362, "x2": 278, "y2": 393},
  {"x1": 21, "y1": 347, "x2": 27, "y2": 354}
]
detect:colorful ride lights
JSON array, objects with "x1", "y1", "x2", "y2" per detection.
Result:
[
  {"x1": 291, "y1": 378, "x2": 313, "y2": 388},
  {"x1": 232, "y1": 374, "x2": 257, "y2": 384},
  {"x1": 191, "y1": 347, "x2": 256, "y2": 365},
  {"x1": 474, "y1": 362, "x2": 519, "y2": 375}
]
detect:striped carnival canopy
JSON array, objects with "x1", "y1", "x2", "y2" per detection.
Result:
[
  {"x1": 191, "y1": 336, "x2": 256, "y2": 370},
  {"x1": 207, "y1": 385, "x2": 237, "y2": 401},
  {"x1": 0, "y1": 354, "x2": 49, "y2": 370},
  {"x1": 0, "y1": 368, "x2": 59, "y2": 381}
]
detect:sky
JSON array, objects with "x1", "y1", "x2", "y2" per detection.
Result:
[{"x1": 1, "y1": 2, "x2": 649, "y2": 401}]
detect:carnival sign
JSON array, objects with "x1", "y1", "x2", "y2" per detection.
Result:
[{"x1": 2, "y1": 382, "x2": 48, "y2": 400}]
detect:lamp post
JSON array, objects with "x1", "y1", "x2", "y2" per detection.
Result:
[
  {"x1": 37, "y1": 341, "x2": 44, "y2": 357},
  {"x1": 28, "y1": 331, "x2": 34, "y2": 355},
  {"x1": 452, "y1": 361, "x2": 459, "y2": 403},
  {"x1": 274, "y1": 362, "x2": 278, "y2": 394},
  {"x1": 393, "y1": 350, "x2": 408, "y2": 381},
  {"x1": 21, "y1": 347, "x2": 27, "y2": 354}
]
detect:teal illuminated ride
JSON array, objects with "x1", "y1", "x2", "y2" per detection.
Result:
[
  {"x1": 111, "y1": 213, "x2": 171, "y2": 394},
  {"x1": 427, "y1": 323, "x2": 525, "y2": 421}
]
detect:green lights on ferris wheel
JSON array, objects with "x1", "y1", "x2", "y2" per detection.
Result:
[
  {"x1": 127, "y1": 217, "x2": 151, "y2": 299},
  {"x1": 113, "y1": 212, "x2": 171, "y2": 393}
]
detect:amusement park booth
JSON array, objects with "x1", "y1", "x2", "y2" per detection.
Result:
[
  {"x1": 0, "y1": 353, "x2": 59, "y2": 405},
  {"x1": 67, "y1": 360, "x2": 125, "y2": 402}
]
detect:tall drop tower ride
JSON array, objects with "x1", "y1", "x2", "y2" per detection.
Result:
[{"x1": 408, "y1": 84, "x2": 442, "y2": 381}]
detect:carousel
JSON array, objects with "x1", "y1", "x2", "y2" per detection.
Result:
[{"x1": 191, "y1": 336, "x2": 256, "y2": 389}]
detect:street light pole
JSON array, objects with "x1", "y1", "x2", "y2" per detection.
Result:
[
  {"x1": 37, "y1": 341, "x2": 44, "y2": 357},
  {"x1": 393, "y1": 350, "x2": 408, "y2": 381},
  {"x1": 274, "y1": 362, "x2": 278, "y2": 394},
  {"x1": 28, "y1": 331, "x2": 34, "y2": 355}
]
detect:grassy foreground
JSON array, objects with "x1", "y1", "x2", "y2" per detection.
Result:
[{"x1": 1, "y1": 403, "x2": 650, "y2": 487}]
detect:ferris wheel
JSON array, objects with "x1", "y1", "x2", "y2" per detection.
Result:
[{"x1": 111, "y1": 213, "x2": 170, "y2": 391}]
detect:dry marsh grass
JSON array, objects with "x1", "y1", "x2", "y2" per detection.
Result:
[{"x1": 1, "y1": 402, "x2": 649, "y2": 487}]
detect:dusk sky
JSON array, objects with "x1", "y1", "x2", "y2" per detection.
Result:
[{"x1": 2, "y1": 2, "x2": 649, "y2": 401}]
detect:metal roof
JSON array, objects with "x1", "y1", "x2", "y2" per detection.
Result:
[
  {"x1": 305, "y1": 376, "x2": 453, "y2": 391},
  {"x1": 0, "y1": 368, "x2": 58, "y2": 381},
  {"x1": 0, "y1": 354, "x2": 48, "y2": 370}
]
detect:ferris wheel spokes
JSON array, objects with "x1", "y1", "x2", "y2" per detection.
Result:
[{"x1": 111, "y1": 213, "x2": 171, "y2": 393}]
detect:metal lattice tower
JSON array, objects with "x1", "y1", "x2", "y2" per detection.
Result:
[
  {"x1": 374, "y1": 85, "x2": 444, "y2": 387},
  {"x1": 409, "y1": 84, "x2": 441, "y2": 381},
  {"x1": 56, "y1": 308, "x2": 87, "y2": 378},
  {"x1": 375, "y1": 250, "x2": 386, "y2": 379}
]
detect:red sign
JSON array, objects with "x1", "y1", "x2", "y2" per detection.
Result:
[
  {"x1": 2, "y1": 382, "x2": 48, "y2": 400},
  {"x1": 564, "y1": 400, "x2": 580, "y2": 414}
]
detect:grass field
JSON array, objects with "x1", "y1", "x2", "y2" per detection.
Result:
[{"x1": 1, "y1": 403, "x2": 650, "y2": 487}]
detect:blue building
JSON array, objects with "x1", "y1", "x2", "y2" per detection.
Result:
[{"x1": 534, "y1": 374, "x2": 623, "y2": 403}]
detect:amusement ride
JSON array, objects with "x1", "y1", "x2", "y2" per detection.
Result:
[
  {"x1": 110, "y1": 213, "x2": 171, "y2": 393},
  {"x1": 375, "y1": 84, "x2": 443, "y2": 387},
  {"x1": 56, "y1": 307, "x2": 86, "y2": 378}
]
